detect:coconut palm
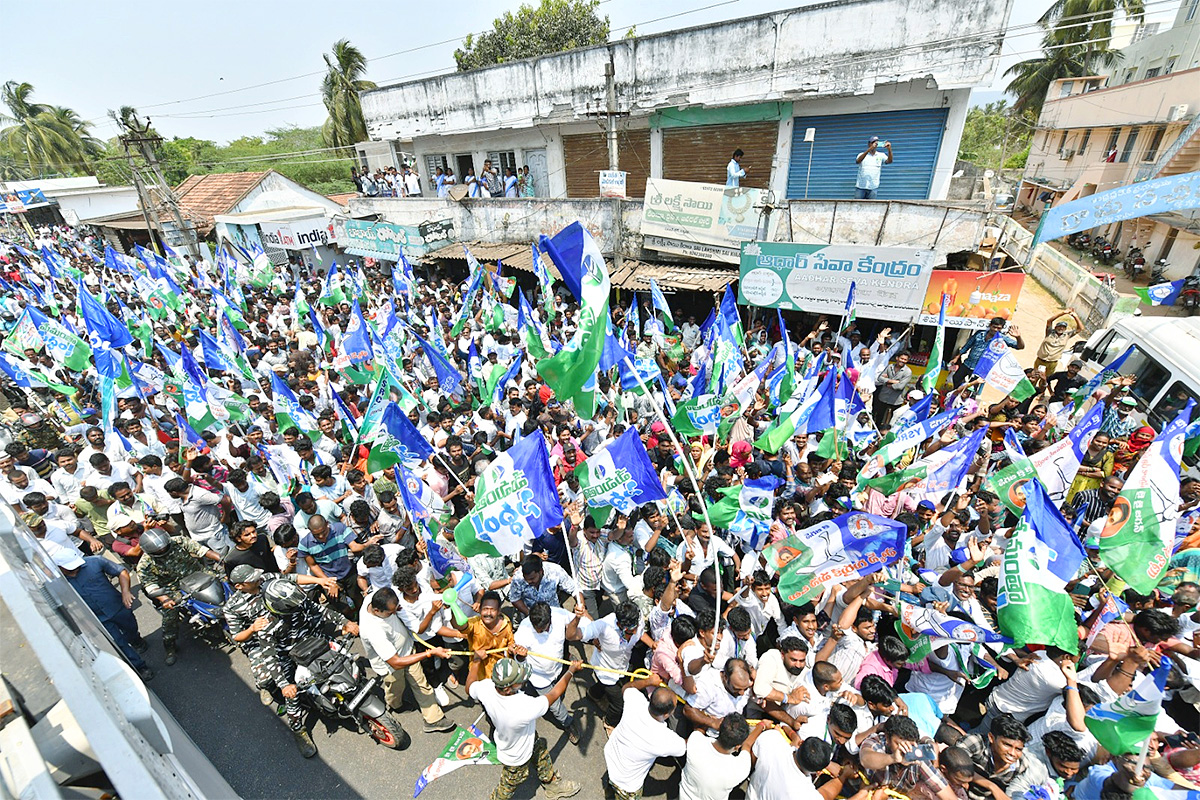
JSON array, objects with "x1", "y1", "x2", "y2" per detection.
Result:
[
  {"x1": 0, "y1": 81, "x2": 98, "y2": 179},
  {"x1": 1005, "y1": 24, "x2": 1121, "y2": 116},
  {"x1": 320, "y1": 39, "x2": 377, "y2": 150},
  {"x1": 1039, "y1": 0, "x2": 1145, "y2": 43}
]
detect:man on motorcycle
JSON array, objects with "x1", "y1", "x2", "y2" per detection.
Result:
[
  {"x1": 224, "y1": 565, "x2": 339, "y2": 707},
  {"x1": 260, "y1": 577, "x2": 359, "y2": 758},
  {"x1": 135, "y1": 527, "x2": 223, "y2": 665}
]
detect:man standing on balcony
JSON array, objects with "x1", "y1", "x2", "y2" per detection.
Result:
[
  {"x1": 726, "y1": 149, "x2": 747, "y2": 188},
  {"x1": 855, "y1": 136, "x2": 893, "y2": 199}
]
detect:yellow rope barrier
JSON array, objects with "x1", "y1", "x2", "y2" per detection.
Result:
[{"x1": 408, "y1": 630, "x2": 653, "y2": 680}]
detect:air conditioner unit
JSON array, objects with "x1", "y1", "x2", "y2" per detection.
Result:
[
  {"x1": 1168, "y1": 104, "x2": 1190, "y2": 122},
  {"x1": 1059, "y1": 149, "x2": 1076, "y2": 160}
]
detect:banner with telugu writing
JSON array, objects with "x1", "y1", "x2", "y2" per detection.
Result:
[{"x1": 738, "y1": 241, "x2": 935, "y2": 322}]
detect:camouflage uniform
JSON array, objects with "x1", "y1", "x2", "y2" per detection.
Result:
[
  {"x1": 260, "y1": 596, "x2": 348, "y2": 730},
  {"x1": 17, "y1": 422, "x2": 64, "y2": 453},
  {"x1": 135, "y1": 536, "x2": 216, "y2": 648},
  {"x1": 223, "y1": 579, "x2": 292, "y2": 689}
]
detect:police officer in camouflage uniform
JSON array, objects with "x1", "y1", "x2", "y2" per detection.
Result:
[
  {"x1": 136, "y1": 528, "x2": 222, "y2": 665},
  {"x1": 223, "y1": 565, "x2": 340, "y2": 707},
  {"x1": 16, "y1": 413, "x2": 64, "y2": 454},
  {"x1": 260, "y1": 578, "x2": 359, "y2": 758}
]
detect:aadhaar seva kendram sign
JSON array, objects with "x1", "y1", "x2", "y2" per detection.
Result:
[{"x1": 738, "y1": 241, "x2": 935, "y2": 322}]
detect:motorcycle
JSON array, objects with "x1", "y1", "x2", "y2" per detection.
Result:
[
  {"x1": 147, "y1": 571, "x2": 232, "y2": 647},
  {"x1": 1090, "y1": 236, "x2": 1108, "y2": 261},
  {"x1": 1180, "y1": 276, "x2": 1200, "y2": 316},
  {"x1": 1099, "y1": 242, "x2": 1117, "y2": 264},
  {"x1": 288, "y1": 635, "x2": 411, "y2": 750},
  {"x1": 1124, "y1": 247, "x2": 1146, "y2": 280},
  {"x1": 1068, "y1": 231, "x2": 1091, "y2": 250},
  {"x1": 1149, "y1": 258, "x2": 1169, "y2": 284}
]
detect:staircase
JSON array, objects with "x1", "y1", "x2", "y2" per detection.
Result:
[{"x1": 1137, "y1": 113, "x2": 1200, "y2": 181}]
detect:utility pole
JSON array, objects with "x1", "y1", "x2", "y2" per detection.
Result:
[
  {"x1": 118, "y1": 136, "x2": 165, "y2": 251},
  {"x1": 605, "y1": 57, "x2": 624, "y2": 275},
  {"x1": 112, "y1": 110, "x2": 202, "y2": 260}
]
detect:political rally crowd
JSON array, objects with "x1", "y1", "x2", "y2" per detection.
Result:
[{"x1": 0, "y1": 218, "x2": 1198, "y2": 800}]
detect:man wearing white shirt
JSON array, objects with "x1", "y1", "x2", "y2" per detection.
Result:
[
  {"x1": 81, "y1": 453, "x2": 139, "y2": 494},
  {"x1": 581, "y1": 602, "x2": 646, "y2": 728},
  {"x1": 137, "y1": 455, "x2": 182, "y2": 514},
  {"x1": 726, "y1": 148, "x2": 747, "y2": 188},
  {"x1": 50, "y1": 449, "x2": 88, "y2": 502},
  {"x1": 602, "y1": 679, "x2": 688, "y2": 797},
  {"x1": 358, "y1": 587, "x2": 455, "y2": 733},
  {"x1": 514, "y1": 602, "x2": 585, "y2": 743},
  {"x1": 225, "y1": 469, "x2": 271, "y2": 526},
  {"x1": 747, "y1": 733, "x2": 831, "y2": 800}
]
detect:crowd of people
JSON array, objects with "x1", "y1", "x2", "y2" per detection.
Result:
[
  {"x1": 352, "y1": 157, "x2": 538, "y2": 199},
  {"x1": 0, "y1": 220, "x2": 1198, "y2": 800}
]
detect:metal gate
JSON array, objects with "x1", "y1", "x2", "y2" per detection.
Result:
[{"x1": 787, "y1": 107, "x2": 949, "y2": 200}]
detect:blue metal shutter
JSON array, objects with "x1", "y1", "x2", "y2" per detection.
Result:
[{"x1": 787, "y1": 108, "x2": 949, "y2": 200}]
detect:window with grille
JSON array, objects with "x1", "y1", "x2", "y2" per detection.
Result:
[
  {"x1": 1079, "y1": 128, "x2": 1091, "y2": 154},
  {"x1": 1166, "y1": 56, "x2": 1179, "y2": 74},
  {"x1": 424, "y1": 154, "x2": 449, "y2": 180},
  {"x1": 1144, "y1": 127, "x2": 1166, "y2": 162},
  {"x1": 1144, "y1": 66, "x2": 1162, "y2": 79},
  {"x1": 1104, "y1": 128, "x2": 1121, "y2": 157},
  {"x1": 1119, "y1": 127, "x2": 1139, "y2": 162},
  {"x1": 1059, "y1": 81, "x2": 1074, "y2": 98},
  {"x1": 486, "y1": 151, "x2": 518, "y2": 175}
]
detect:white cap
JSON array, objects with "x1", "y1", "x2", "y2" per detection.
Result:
[
  {"x1": 907, "y1": 390, "x2": 926, "y2": 401},
  {"x1": 109, "y1": 512, "x2": 135, "y2": 530},
  {"x1": 46, "y1": 542, "x2": 85, "y2": 570}
]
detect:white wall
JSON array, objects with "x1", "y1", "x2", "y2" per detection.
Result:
[{"x1": 53, "y1": 187, "x2": 140, "y2": 222}]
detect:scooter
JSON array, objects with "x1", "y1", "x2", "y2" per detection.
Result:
[
  {"x1": 1180, "y1": 276, "x2": 1200, "y2": 315},
  {"x1": 147, "y1": 571, "x2": 232, "y2": 647},
  {"x1": 289, "y1": 635, "x2": 411, "y2": 750}
]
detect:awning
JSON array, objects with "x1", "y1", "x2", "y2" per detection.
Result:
[
  {"x1": 425, "y1": 240, "x2": 558, "y2": 276},
  {"x1": 90, "y1": 213, "x2": 151, "y2": 231},
  {"x1": 610, "y1": 261, "x2": 736, "y2": 293}
]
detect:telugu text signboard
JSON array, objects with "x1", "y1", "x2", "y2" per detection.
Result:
[
  {"x1": 599, "y1": 170, "x2": 627, "y2": 199},
  {"x1": 641, "y1": 178, "x2": 775, "y2": 264},
  {"x1": 918, "y1": 270, "x2": 1025, "y2": 330},
  {"x1": 340, "y1": 218, "x2": 455, "y2": 260},
  {"x1": 738, "y1": 241, "x2": 936, "y2": 322}
]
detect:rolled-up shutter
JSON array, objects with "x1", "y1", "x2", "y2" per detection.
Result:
[
  {"x1": 562, "y1": 130, "x2": 651, "y2": 198},
  {"x1": 662, "y1": 121, "x2": 776, "y2": 188},
  {"x1": 787, "y1": 108, "x2": 948, "y2": 200}
]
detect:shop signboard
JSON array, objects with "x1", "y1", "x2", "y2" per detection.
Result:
[
  {"x1": 738, "y1": 241, "x2": 936, "y2": 322},
  {"x1": 1, "y1": 189, "x2": 48, "y2": 213},
  {"x1": 599, "y1": 170, "x2": 627, "y2": 199},
  {"x1": 341, "y1": 218, "x2": 455, "y2": 260},
  {"x1": 260, "y1": 216, "x2": 334, "y2": 250},
  {"x1": 918, "y1": 270, "x2": 1025, "y2": 330},
  {"x1": 641, "y1": 178, "x2": 775, "y2": 264}
]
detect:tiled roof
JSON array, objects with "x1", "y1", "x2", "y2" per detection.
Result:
[
  {"x1": 325, "y1": 192, "x2": 357, "y2": 206},
  {"x1": 172, "y1": 172, "x2": 267, "y2": 234}
]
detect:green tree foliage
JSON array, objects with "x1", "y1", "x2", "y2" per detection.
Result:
[
  {"x1": 957, "y1": 101, "x2": 1036, "y2": 170},
  {"x1": 0, "y1": 81, "x2": 103, "y2": 179},
  {"x1": 455, "y1": 0, "x2": 611, "y2": 71},
  {"x1": 1004, "y1": 0, "x2": 1140, "y2": 116},
  {"x1": 321, "y1": 39, "x2": 376, "y2": 149},
  {"x1": 93, "y1": 125, "x2": 355, "y2": 195}
]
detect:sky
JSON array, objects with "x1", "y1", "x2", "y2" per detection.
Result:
[{"x1": 1, "y1": 0, "x2": 1178, "y2": 146}]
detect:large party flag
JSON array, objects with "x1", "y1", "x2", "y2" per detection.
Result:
[
  {"x1": 454, "y1": 434, "x2": 564, "y2": 557},
  {"x1": 754, "y1": 360, "x2": 831, "y2": 453},
  {"x1": 671, "y1": 393, "x2": 730, "y2": 438},
  {"x1": 859, "y1": 406, "x2": 964, "y2": 481},
  {"x1": 988, "y1": 400, "x2": 1104, "y2": 514},
  {"x1": 450, "y1": 249, "x2": 485, "y2": 337},
  {"x1": 1073, "y1": 345, "x2": 1133, "y2": 406},
  {"x1": 575, "y1": 427, "x2": 666, "y2": 525},
  {"x1": 24, "y1": 307, "x2": 91, "y2": 371},
  {"x1": 269, "y1": 373, "x2": 320, "y2": 435},
  {"x1": 530, "y1": 243, "x2": 556, "y2": 321},
  {"x1": 174, "y1": 413, "x2": 210, "y2": 454},
  {"x1": 517, "y1": 288, "x2": 548, "y2": 359},
  {"x1": 534, "y1": 223, "x2": 609, "y2": 405},
  {"x1": 997, "y1": 479, "x2": 1087, "y2": 653},
  {"x1": 1134, "y1": 279, "x2": 1185, "y2": 307},
  {"x1": 1099, "y1": 402, "x2": 1195, "y2": 593},
  {"x1": 648, "y1": 278, "x2": 675, "y2": 331},
  {"x1": 1085, "y1": 659, "x2": 1169, "y2": 755},
  {"x1": 895, "y1": 601, "x2": 1012, "y2": 664},
  {"x1": 76, "y1": 283, "x2": 134, "y2": 349},
  {"x1": 410, "y1": 327, "x2": 464, "y2": 395},
  {"x1": 921, "y1": 293, "x2": 949, "y2": 394},
  {"x1": 0, "y1": 352, "x2": 76, "y2": 395},
  {"x1": 319, "y1": 262, "x2": 346, "y2": 306},
  {"x1": 720, "y1": 285, "x2": 744, "y2": 347},
  {"x1": 338, "y1": 302, "x2": 373, "y2": 368},
  {"x1": 488, "y1": 350, "x2": 524, "y2": 409},
  {"x1": 708, "y1": 475, "x2": 783, "y2": 550},
  {"x1": 973, "y1": 334, "x2": 1035, "y2": 402},
  {"x1": 766, "y1": 512, "x2": 906, "y2": 605},
  {"x1": 364, "y1": 403, "x2": 434, "y2": 473}
]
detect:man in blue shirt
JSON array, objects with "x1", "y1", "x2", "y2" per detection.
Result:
[
  {"x1": 949, "y1": 316, "x2": 1025, "y2": 387},
  {"x1": 49, "y1": 543, "x2": 154, "y2": 681}
]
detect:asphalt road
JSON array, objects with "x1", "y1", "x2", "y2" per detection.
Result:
[{"x1": 129, "y1": 598, "x2": 682, "y2": 800}]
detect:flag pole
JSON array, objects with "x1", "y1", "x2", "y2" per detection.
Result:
[{"x1": 619, "y1": 355, "x2": 722, "y2": 647}]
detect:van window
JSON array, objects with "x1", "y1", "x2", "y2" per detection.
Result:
[
  {"x1": 1082, "y1": 328, "x2": 1128, "y2": 364},
  {"x1": 1151, "y1": 381, "x2": 1199, "y2": 430},
  {"x1": 1118, "y1": 346, "x2": 1170, "y2": 407}
]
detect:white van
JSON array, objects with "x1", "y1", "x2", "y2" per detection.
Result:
[{"x1": 1076, "y1": 316, "x2": 1200, "y2": 438}]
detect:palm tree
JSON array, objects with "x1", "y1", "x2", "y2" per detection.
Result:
[
  {"x1": 0, "y1": 81, "x2": 98, "y2": 178},
  {"x1": 1005, "y1": 0, "x2": 1141, "y2": 117},
  {"x1": 320, "y1": 40, "x2": 377, "y2": 150}
]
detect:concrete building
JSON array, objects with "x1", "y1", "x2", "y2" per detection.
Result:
[
  {"x1": 360, "y1": 0, "x2": 1014, "y2": 203},
  {"x1": 1019, "y1": 0, "x2": 1200, "y2": 277},
  {"x1": 0, "y1": 177, "x2": 139, "y2": 226}
]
